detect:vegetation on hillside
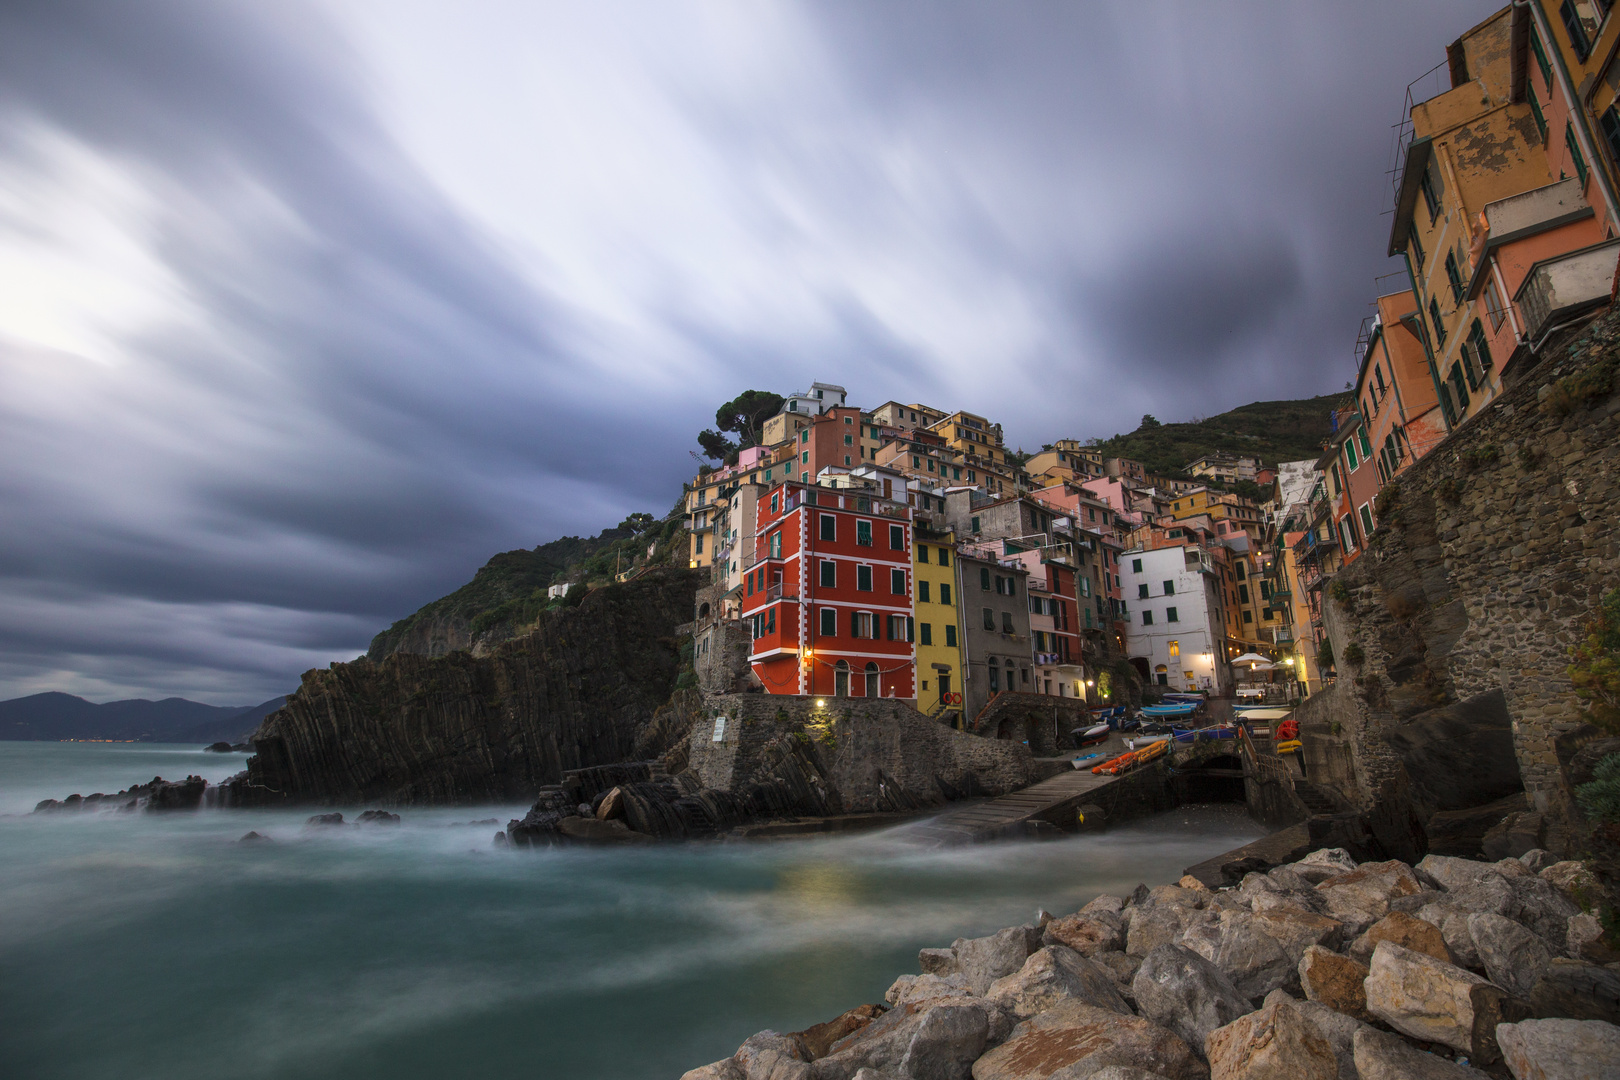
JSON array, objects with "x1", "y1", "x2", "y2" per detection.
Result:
[
  {"x1": 697, "y1": 390, "x2": 785, "y2": 462},
  {"x1": 1571, "y1": 587, "x2": 1620, "y2": 736},
  {"x1": 1086, "y1": 394, "x2": 1348, "y2": 477}
]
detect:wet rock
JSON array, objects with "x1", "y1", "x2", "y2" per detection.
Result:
[
  {"x1": 147, "y1": 775, "x2": 208, "y2": 811},
  {"x1": 1297, "y1": 946, "x2": 1369, "y2": 1021},
  {"x1": 735, "y1": 1030, "x2": 811, "y2": 1080},
  {"x1": 1132, "y1": 943, "x2": 1252, "y2": 1054},
  {"x1": 1183, "y1": 908, "x2": 1344, "y2": 1001},
  {"x1": 305, "y1": 812, "x2": 345, "y2": 827},
  {"x1": 1314, "y1": 861, "x2": 1423, "y2": 921},
  {"x1": 986, "y1": 946, "x2": 1131, "y2": 1021},
  {"x1": 1350, "y1": 912, "x2": 1454, "y2": 965},
  {"x1": 1363, "y1": 940, "x2": 1529, "y2": 1064},
  {"x1": 1495, "y1": 1017, "x2": 1620, "y2": 1080},
  {"x1": 792, "y1": 1005, "x2": 885, "y2": 1060},
  {"x1": 356, "y1": 809, "x2": 400, "y2": 825},
  {"x1": 204, "y1": 741, "x2": 234, "y2": 753},
  {"x1": 556, "y1": 815, "x2": 652, "y2": 844},
  {"x1": 816, "y1": 1001, "x2": 988, "y2": 1080},
  {"x1": 1044, "y1": 913, "x2": 1125, "y2": 957},
  {"x1": 1566, "y1": 913, "x2": 1620, "y2": 964},
  {"x1": 1468, "y1": 913, "x2": 1552, "y2": 1000},
  {"x1": 1204, "y1": 997, "x2": 1336, "y2": 1080},
  {"x1": 238, "y1": 831, "x2": 271, "y2": 843},
  {"x1": 1527, "y1": 958, "x2": 1620, "y2": 1024},
  {"x1": 1259, "y1": 990, "x2": 1367, "y2": 1080},
  {"x1": 949, "y1": 928, "x2": 1035, "y2": 996},
  {"x1": 967, "y1": 1002, "x2": 1206, "y2": 1080},
  {"x1": 1350, "y1": 1026, "x2": 1490, "y2": 1080}
]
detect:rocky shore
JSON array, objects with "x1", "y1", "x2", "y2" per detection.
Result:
[{"x1": 681, "y1": 846, "x2": 1620, "y2": 1080}]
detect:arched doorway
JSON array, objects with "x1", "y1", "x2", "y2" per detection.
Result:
[
  {"x1": 864, "y1": 662, "x2": 879, "y2": 698},
  {"x1": 1154, "y1": 664, "x2": 1169, "y2": 687},
  {"x1": 1130, "y1": 656, "x2": 1150, "y2": 682},
  {"x1": 834, "y1": 660, "x2": 850, "y2": 697}
]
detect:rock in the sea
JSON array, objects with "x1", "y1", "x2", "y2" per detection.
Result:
[
  {"x1": 1314, "y1": 860, "x2": 1423, "y2": 920},
  {"x1": 1131, "y1": 943, "x2": 1253, "y2": 1054},
  {"x1": 356, "y1": 809, "x2": 401, "y2": 825},
  {"x1": 1350, "y1": 1026, "x2": 1490, "y2": 1080},
  {"x1": 1204, "y1": 997, "x2": 1337, "y2": 1080},
  {"x1": 1363, "y1": 940, "x2": 1528, "y2": 1063},
  {"x1": 1495, "y1": 1017, "x2": 1620, "y2": 1080},
  {"x1": 950, "y1": 928, "x2": 1036, "y2": 995},
  {"x1": 1297, "y1": 945, "x2": 1369, "y2": 1021},
  {"x1": 1527, "y1": 958, "x2": 1620, "y2": 1025},
  {"x1": 556, "y1": 815, "x2": 652, "y2": 844},
  {"x1": 817, "y1": 1000, "x2": 988, "y2": 1080},
  {"x1": 1044, "y1": 913, "x2": 1125, "y2": 957},
  {"x1": 147, "y1": 775, "x2": 208, "y2": 811},
  {"x1": 204, "y1": 741, "x2": 234, "y2": 753},
  {"x1": 596, "y1": 786, "x2": 624, "y2": 821},
  {"x1": 1467, "y1": 913, "x2": 1552, "y2": 1000},
  {"x1": 1350, "y1": 911, "x2": 1453, "y2": 965},
  {"x1": 791, "y1": 1004, "x2": 885, "y2": 1060},
  {"x1": 968, "y1": 1001, "x2": 1205, "y2": 1080},
  {"x1": 238, "y1": 830, "x2": 271, "y2": 843},
  {"x1": 985, "y1": 946, "x2": 1131, "y2": 1021},
  {"x1": 305, "y1": 812, "x2": 345, "y2": 827}
]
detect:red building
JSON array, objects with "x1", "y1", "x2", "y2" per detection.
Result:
[{"x1": 738, "y1": 480, "x2": 916, "y2": 698}]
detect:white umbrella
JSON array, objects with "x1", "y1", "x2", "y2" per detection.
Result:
[{"x1": 1230, "y1": 652, "x2": 1271, "y2": 666}]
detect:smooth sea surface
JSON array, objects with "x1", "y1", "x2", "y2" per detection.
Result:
[{"x1": 0, "y1": 741, "x2": 1265, "y2": 1080}]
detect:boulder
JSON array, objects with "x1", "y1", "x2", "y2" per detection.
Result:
[
  {"x1": 681, "y1": 1060, "x2": 744, "y2": 1080},
  {"x1": 1363, "y1": 941, "x2": 1529, "y2": 1064},
  {"x1": 1505, "y1": 878, "x2": 1582, "y2": 954},
  {"x1": 1390, "y1": 890, "x2": 1447, "y2": 915},
  {"x1": 356, "y1": 809, "x2": 400, "y2": 825},
  {"x1": 967, "y1": 1002, "x2": 1206, "y2": 1080},
  {"x1": 1519, "y1": 849, "x2": 1554, "y2": 873},
  {"x1": 1494, "y1": 858, "x2": 1532, "y2": 879},
  {"x1": 1288, "y1": 849, "x2": 1358, "y2": 885},
  {"x1": 986, "y1": 946, "x2": 1131, "y2": 1021},
  {"x1": 1131, "y1": 944, "x2": 1253, "y2": 1055},
  {"x1": 735, "y1": 1031, "x2": 811, "y2": 1080},
  {"x1": 1203, "y1": 998, "x2": 1336, "y2": 1080},
  {"x1": 1297, "y1": 946, "x2": 1369, "y2": 1021},
  {"x1": 1417, "y1": 902, "x2": 1484, "y2": 970},
  {"x1": 1314, "y1": 861, "x2": 1423, "y2": 921},
  {"x1": 1046, "y1": 913, "x2": 1126, "y2": 958},
  {"x1": 305, "y1": 812, "x2": 345, "y2": 827},
  {"x1": 819, "y1": 1001, "x2": 989, "y2": 1080},
  {"x1": 1237, "y1": 873, "x2": 1327, "y2": 917},
  {"x1": 945, "y1": 928, "x2": 1036, "y2": 996},
  {"x1": 889, "y1": 974, "x2": 973, "y2": 1007},
  {"x1": 1127, "y1": 901, "x2": 1216, "y2": 959},
  {"x1": 1495, "y1": 1017, "x2": 1620, "y2": 1080},
  {"x1": 1539, "y1": 860, "x2": 1600, "y2": 902},
  {"x1": 1081, "y1": 894, "x2": 1127, "y2": 918},
  {"x1": 1090, "y1": 950, "x2": 1143, "y2": 1004},
  {"x1": 1259, "y1": 991, "x2": 1367, "y2": 1080},
  {"x1": 1350, "y1": 912, "x2": 1453, "y2": 965},
  {"x1": 1416, "y1": 855, "x2": 1502, "y2": 893},
  {"x1": 1482, "y1": 811, "x2": 1544, "y2": 861},
  {"x1": 1527, "y1": 958, "x2": 1620, "y2": 1025},
  {"x1": 919, "y1": 949, "x2": 959, "y2": 976},
  {"x1": 792, "y1": 1005, "x2": 886, "y2": 1059},
  {"x1": 1072, "y1": 1069, "x2": 1176, "y2": 1080},
  {"x1": 596, "y1": 786, "x2": 624, "y2": 820},
  {"x1": 1566, "y1": 914, "x2": 1620, "y2": 964},
  {"x1": 1468, "y1": 913, "x2": 1552, "y2": 1000},
  {"x1": 1183, "y1": 908, "x2": 1343, "y2": 1001},
  {"x1": 1350, "y1": 1026, "x2": 1490, "y2": 1080},
  {"x1": 556, "y1": 815, "x2": 653, "y2": 844},
  {"x1": 238, "y1": 830, "x2": 271, "y2": 843}
]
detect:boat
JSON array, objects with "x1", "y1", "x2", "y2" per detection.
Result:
[
  {"x1": 1092, "y1": 750, "x2": 1135, "y2": 775},
  {"x1": 1161, "y1": 693, "x2": 1204, "y2": 703},
  {"x1": 1071, "y1": 723, "x2": 1111, "y2": 748},
  {"x1": 1275, "y1": 739, "x2": 1303, "y2": 755},
  {"x1": 1070, "y1": 752, "x2": 1103, "y2": 770},
  {"x1": 1140, "y1": 703, "x2": 1198, "y2": 718},
  {"x1": 1232, "y1": 707, "x2": 1293, "y2": 722},
  {"x1": 1136, "y1": 738, "x2": 1169, "y2": 764},
  {"x1": 1126, "y1": 734, "x2": 1171, "y2": 749}
]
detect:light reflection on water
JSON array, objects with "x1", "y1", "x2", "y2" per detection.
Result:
[{"x1": 0, "y1": 742, "x2": 1264, "y2": 1080}]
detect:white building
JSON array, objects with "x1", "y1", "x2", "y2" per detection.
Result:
[
  {"x1": 1118, "y1": 544, "x2": 1233, "y2": 695},
  {"x1": 779, "y1": 382, "x2": 848, "y2": 416}
]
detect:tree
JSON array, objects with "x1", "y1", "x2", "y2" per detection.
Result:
[
  {"x1": 1231, "y1": 479, "x2": 1266, "y2": 502},
  {"x1": 697, "y1": 429, "x2": 737, "y2": 461},
  {"x1": 1140, "y1": 415, "x2": 1161, "y2": 429},
  {"x1": 714, "y1": 390, "x2": 785, "y2": 449},
  {"x1": 619, "y1": 512, "x2": 656, "y2": 534}
]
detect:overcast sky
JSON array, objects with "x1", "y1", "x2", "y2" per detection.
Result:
[{"x1": 0, "y1": 0, "x2": 1496, "y2": 704}]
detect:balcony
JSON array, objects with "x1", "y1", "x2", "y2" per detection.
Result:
[
  {"x1": 765, "y1": 584, "x2": 797, "y2": 602},
  {"x1": 1516, "y1": 238, "x2": 1620, "y2": 340}
]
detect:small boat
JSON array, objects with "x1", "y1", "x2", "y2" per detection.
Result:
[
  {"x1": 1162, "y1": 693, "x2": 1204, "y2": 703},
  {"x1": 1232, "y1": 707, "x2": 1293, "y2": 722},
  {"x1": 1126, "y1": 734, "x2": 1171, "y2": 750},
  {"x1": 1092, "y1": 750, "x2": 1135, "y2": 775},
  {"x1": 1071, "y1": 722, "x2": 1112, "y2": 747},
  {"x1": 1140, "y1": 703, "x2": 1198, "y2": 718},
  {"x1": 1275, "y1": 739, "x2": 1303, "y2": 755},
  {"x1": 1070, "y1": 752, "x2": 1103, "y2": 769},
  {"x1": 1136, "y1": 739, "x2": 1169, "y2": 764}
]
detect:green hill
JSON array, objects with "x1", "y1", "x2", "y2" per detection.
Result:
[{"x1": 1087, "y1": 394, "x2": 1348, "y2": 478}]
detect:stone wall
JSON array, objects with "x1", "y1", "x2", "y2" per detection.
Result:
[
  {"x1": 969, "y1": 691, "x2": 1098, "y2": 756},
  {"x1": 1308, "y1": 307, "x2": 1620, "y2": 857}
]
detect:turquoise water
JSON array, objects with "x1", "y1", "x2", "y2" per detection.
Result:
[{"x1": 0, "y1": 742, "x2": 1264, "y2": 1080}]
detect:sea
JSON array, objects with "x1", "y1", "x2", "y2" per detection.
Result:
[{"x1": 0, "y1": 741, "x2": 1265, "y2": 1080}]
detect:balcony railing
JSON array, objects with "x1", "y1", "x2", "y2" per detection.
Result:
[
  {"x1": 765, "y1": 584, "x2": 797, "y2": 602},
  {"x1": 1516, "y1": 238, "x2": 1620, "y2": 340}
]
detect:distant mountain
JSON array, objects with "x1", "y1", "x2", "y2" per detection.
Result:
[
  {"x1": 1087, "y1": 394, "x2": 1349, "y2": 479},
  {"x1": 0, "y1": 692, "x2": 288, "y2": 743}
]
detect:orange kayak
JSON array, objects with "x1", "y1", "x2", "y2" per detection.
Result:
[{"x1": 1092, "y1": 751, "x2": 1136, "y2": 775}]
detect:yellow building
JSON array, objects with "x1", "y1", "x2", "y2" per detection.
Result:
[
  {"x1": 1168, "y1": 487, "x2": 1265, "y2": 541},
  {"x1": 927, "y1": 410, "x2": 1019, "y2": 494},
  {"x1": 760, "y1": 411, "x2": 812, "y2": 447},
  {"x1": 1025, "y1": 439, "x2": 1104, "y2": 488},
  {"x1": 913, "y1": 529, "x2": 965, "y2": 725}
]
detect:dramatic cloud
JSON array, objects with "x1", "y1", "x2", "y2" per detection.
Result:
[{"x1": 0, "y1": 0, "x2": 1496, "y2": 701}]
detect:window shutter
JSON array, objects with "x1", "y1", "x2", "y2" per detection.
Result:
[{"x1": 851, "y1": 610, "x2": 860, "y2": 637}]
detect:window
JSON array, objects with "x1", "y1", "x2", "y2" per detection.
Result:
[
  {"x1": 888, "y1": 525, "x2": 904, "y2": 550},
  {"x1": 1531, "y1": 24, "x2": 1553, "y2": 86},
  {"x1": 919, "y1": 622, "x2": 933, "y2": 646},
  {"x1": 1449, "y1": 360, "x2": 1471, "y2": 410},
  {"x1": 886, "y1": 615, "x2": 908, "y2": 641},
  {"x1": 1243, "y1": 610, "x2": 1254, "y2": 624},
  {"x1": 1168, "y1": 640, "x2": 1179, "y2": 657},
  {"x1": 917, "y1": 544, "x2": 929, "y2": 564},
  {"x1": 1239, "y1": 584, "x2": 1250, "y2": 604},
  {"x1": 695, "y1": 534, "x2": 704, "y2": 554},
  {"x1": 843, "y1": 433, "x2": 853, "y2": 446},
  {"x1": 1567, "y1": 122, "x2": 1589, "y2": 187},
  {"x1": 1429, "y1": 298, "x2": 1447, "y2": 346},
  {"x1": 918, "y1": 580, "x2": 931, "y2": 603},
  {"x1": 1002, "y1": 611, "x2": 1014, "y2": 633},
  {"x1": 769, "y1": 531, "x2": 782, "y2": 558},
  {"x1": 891, "y1": 568, "x2": 906, "y2": 594},
  {"x1": 1529, "y1": 85, "x2": 1549, "y2": 142},
  {"x1": 1166, "y1": 607, "x2": 1178, "y2": 623},
  {"x1": 851, "y1": 611, "x2": 874, "y2": 638},
  {"x1": 802, "y1": 451, "x2": 809, "y2": 464},
  {"x1": 1346, "y1": 438, "x2": 1359, "y2": 470},
  {"x1": 1469, "y1": 318, "x2": 1494, "y2": 379},
  {"x1": 1131, "y1": 558, "x2": 1143, "y2": 573},
  {"x1": 819, "y1": 607, "x2": 836, "y2": 636},
  {"x1": 980, "y1": 567, "x2": 991, "y2": 590},
  {"x1": 1142, "y1": 610, "x2": 1153, "y2": 625},
  {"x1": 945, "y1": 624, "x2": 957, "y2": 647},
  {"x1": 983, "y1": 607, "x2": 996, "y2": 630},
  {"x1": 1360, "y1": 503, "x2": 1376, "y2": 537},
  {"x1": 937, "y1": 548, "x2": 949, "y2": 567},
  {"x1": 819, "y1": 514, "x2": 835, "y2": 541},
  {"x1": 988, "y1": 664, "x2": 999, "y2": 692},
  {"x1": 1419, "y1": 162, "x2": 1443, "y2": 221},
  {"x1": 1445, "y1": 251, "x2": 1465, "y2": 304},
  {"x1": 970, "y1": 515, "x2": 981, "y2": 533},
  {"x1": 1163, "y1": 580, "x2": 1175, "y2": 596},
  {"x1": 856, "y1": 564, "x2": 873, "y2": 591},
  {"x1": 1561, "y1": 0, "x2": 1593, "y2": 60},
  {"x1": 800, "y1": 429, "x2": 809, "y2": 443},
  {"x1": 843, "y1": 455, "x2": 851, "y2": 466},
  {"x1": 820, "y1": 560, "x2": 836, "y2": 588},
  {"x1": 940, "y1": 583, "x2": 952, "y2": 605},
  {"x1": 1339, "y1": 517, "x2": 1357, "y2": 552},
  {"x1": 855, "y1": 520, "x2": 872, "y2": 546},
  {"x1": 1603, "y1": 107, "x2": 1620, "y2": 169},
  {"x1": 1408, "y1": 225, "x2": 1425, "y2": 268},
  {"x1": 766, "y1": 606, "x2": 775, "y2": 634}
]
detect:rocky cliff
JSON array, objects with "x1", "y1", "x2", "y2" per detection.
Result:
[
  {"x1": 228, "y1": 567, "x2": 704, "y2": 806},
  {"x1": 1295, "y1": 306, "x2": 1620, "y2": 868}
]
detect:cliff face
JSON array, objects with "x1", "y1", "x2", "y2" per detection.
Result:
[
  {"x1": 234, "y1": 568, "x2": 703, "y2": 806},
  {"x1": 1299, "y1": 308, "x2": 1620, "y2": 862}
]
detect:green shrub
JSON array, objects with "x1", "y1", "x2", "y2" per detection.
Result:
[
  {"x1": 1570, "y1": 588, "x2": 1620, "y2": 735},
  {"x1": 1460, "y1": 444, "x2": 1499, "y2": 470},
  {"x1": 1577, "y1": 752, "x2": 1620, "y2": 824},
  {"x1": 1342, "y1": 642, "x2": 1365, "y2": 667},
  {"x1": 1317, "y1": 640, "x2": 1334, "y2": 671},
  {"x1": 1329, "y1": 580, "x2": 1352, "y2": 606},
  {"x1": 1543, "y1": 351, "x2": 1619, "y2": 417}
]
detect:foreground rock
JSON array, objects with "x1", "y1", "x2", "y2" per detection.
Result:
[
  {"x1": 985, "y1": 946, "x2": 1130, "y2": 1020},
  {"x1": 1131, "y1": 944, "x2": 1252, "y2": 1053},
  {"x1": 1363, "y1": 940, "x2": 1528, "y2": 1064},
  {"x1": 970, "y1": 1002, "x2": 1205, "y2": 1080},
  {"x1": 1495, "y1": 1017, "x2": 1620, "y2": 1080},
  {"x1": 1204, "y1": 997, "x2": 1336, "y2": 1080},
  {"x1": 1350, "y1": 1026, "x2": 1489, "y2": 1080}
]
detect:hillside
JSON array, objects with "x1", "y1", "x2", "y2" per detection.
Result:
[
  {"x1": 0, "y1": 692, "x2": 285, "y2": 743},
  {"x1": 1087, "y1": 394, "x2": 1348, "y2": 478}
]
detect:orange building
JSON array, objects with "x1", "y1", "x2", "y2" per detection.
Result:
[{"x1": 1354, "y1": 290, "x2": 1448, "y2": 486}]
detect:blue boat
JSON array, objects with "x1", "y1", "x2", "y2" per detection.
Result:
[{"x1": 1140, "y1": 703, "x2": 1198, "y2": 718}]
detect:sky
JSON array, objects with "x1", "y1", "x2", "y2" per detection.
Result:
[{"x1": 0, "y1": 0, "x2": 1498, "y2": 704}]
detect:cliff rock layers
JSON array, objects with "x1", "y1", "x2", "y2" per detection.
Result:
[{"x1": 228, "y1": 568, "x2": 702, "y2": 806}]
